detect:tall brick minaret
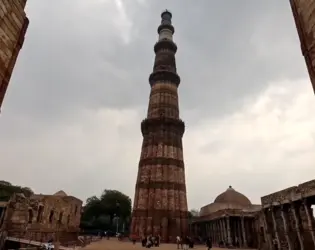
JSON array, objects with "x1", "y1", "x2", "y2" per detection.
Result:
[{"x1": 130, "y1": 10, "x2": 188, "y2": 242}]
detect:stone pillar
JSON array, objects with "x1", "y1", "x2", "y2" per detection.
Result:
[
  {"x1": 219, "y1": 219, "x2": 222, "y2": 243},
  {"x1": 241, "y1": 217, "x2": 247, "y2": 248},
  {"x1": 226, "y1": 216, "x2": 232, "y2": 246},
  {"x1": 303, "y1": 199, "x2": 315, "y2": 247},
  {"x1": 262, "y1": 209, "x2": 273, "y2": 250},
  {"x1": 280, "y1": 205, "x2": 293, "y2": 250},
  {"x1": 291, "y1": 203, "x2": 304, "y2": 250},
  {"x1": 271, "y1": 207, "x2": 280, "y2": 246},
  {"x1": 194, "y1": 223, "x2": 197, "y2": 236},
  {"x1": 221, "y1": 218, "x2": 227, "y2": 246},
  {"x1": 205, "y1": 222, "x2": 208, "y2": 237},
  {"x1": 208, "y1": 222, "x2": 210, "y2": 237},
  {"x1": 217, "y1": 220, "x2": 220, "y2": 243},
  {"x1": 214, "y1": 220, "x2": 218, "y2": 243},
  {"x1": 213, "y1": 221, "x2": 216, "y2": 244},
  {"x1": 218, "y1": 219, "x2": 222, "y2": 243},
  {"x1": 211, "y1": 221, "x2": 215, "y2": 242},
  {"x1": 221, "y1": 219, "x2": 225, "y2": 243}
]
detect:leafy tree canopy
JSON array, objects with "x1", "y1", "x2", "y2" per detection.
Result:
[
  {"x1": 81, "y1": 189, "x2": 132, "y2": 232},
  {"x1": 188, "y1": 209, "x2": 200, "y2": 219},
  {"x1": 0, "y1": 180, "x2": 34, "y2": 201}
]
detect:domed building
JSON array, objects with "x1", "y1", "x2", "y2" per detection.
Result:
[{"x1": 191, "y1": 186, "x2": 261, "y2": 248}]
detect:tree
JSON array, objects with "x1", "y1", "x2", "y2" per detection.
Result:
[
  {"x1": 189, "y1": 209, "x2": 200, "y2": 217},
  {"x1": 80, "y1": 189, "x2": 132, "y2": 232},
  {"x1": 0, "y1": 180, "x2": 33, "y2": 201},
  {"x1": 100, "y1": 189, "x2": 132, "y2": 221}
]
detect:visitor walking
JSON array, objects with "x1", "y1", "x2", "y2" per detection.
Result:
[
  {"x1": 176, "y1": 235, "x2": 182, "y2": 249},
  {"x1": 273, "y1": 238, "x2": 279, "y2": 250},
  {"x1": 205, "y1": 237, "x2": 212, "y2": 250},
  {"x1": 183, "y1": 236, "x2": 190, "y2": 250}
]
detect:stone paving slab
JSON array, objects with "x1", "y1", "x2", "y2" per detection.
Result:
[{"x1": 82, "y1": 239, "x2": 255, "y2": 250}]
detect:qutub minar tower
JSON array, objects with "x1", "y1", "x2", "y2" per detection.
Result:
[{"x1": 130, "y1": 10, "x2": 188, "y2": 242}]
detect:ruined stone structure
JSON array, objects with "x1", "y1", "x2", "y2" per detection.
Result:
[
  {"x1": 0, "y1": 190, "x2": 82, "y2": 248},
  {"x1": 191, "y1": 186, "x2": 261, "y2": 248},
  {"x1": 130, "y1": 10, "x2": 188, "y2": 242},
  {"x1": 258, "y1": 179, "x2": 315, "y2": 250},
  {"x1": 0, "y1": 0, "x2": 29, "y2": 110},
  {"x1": 290, "y1": 0, "x2": 315, "y2": 93}
]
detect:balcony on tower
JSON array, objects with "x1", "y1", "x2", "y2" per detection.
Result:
[{"x1": 158, "y1": 10, "x2": 174, "y2": 41}]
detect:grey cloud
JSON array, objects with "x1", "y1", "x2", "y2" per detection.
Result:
[{"x1": 4, "y1": 0, "x2": 308, "y2": 121}]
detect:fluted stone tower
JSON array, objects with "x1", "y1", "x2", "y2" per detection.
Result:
[{"x1": 130, "y1": 10, "x2": 188, "y2": 242}]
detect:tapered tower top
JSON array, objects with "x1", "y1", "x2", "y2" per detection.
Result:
[
  {"x1": 158, "y1": 9, "x2": 174, "y2": 35},
  {"x1": 161, "y1": 9, "x2": 172, "y2": 21}
]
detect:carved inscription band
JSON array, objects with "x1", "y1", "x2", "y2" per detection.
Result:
[
  {"x1": 149, "y1": 103, "x2": 179, "y2": 111},
  {"x1": 139, "y1": 157, "x2": 184, "y2": 168},
  {"x1": 141, "y1": 118, "x2": 185, "y2": 136},
  {"x1": 132, "y1": 208, "x2": 188, "y2": 218},
  {"x1": 142, "y1": 136, "x2": 182, "y2": 148},
  {"x1": 150, "y1": 87, "x2": 178, "y2": 97},
  {"x1": 136, "y1": 181, "x2": 186, "y2": 191}
]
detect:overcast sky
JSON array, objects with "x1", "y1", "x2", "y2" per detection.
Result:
[{"x1": 1, "y1": 0, "x2": 315, "y2": 209}]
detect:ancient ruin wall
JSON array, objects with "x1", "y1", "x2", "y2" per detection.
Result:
[
  {"x1": 0, "y1": 0, "x2": 29, "y2": 110},
  {"x1": 3, "y1": 193, "x2": 82, "y2": 243},
  {"x1": 290, "y1": 0, "x2": 315, "y2": 93},
  {"x1": 260, "y1": 179, "x2": 315, "y2": 249}
]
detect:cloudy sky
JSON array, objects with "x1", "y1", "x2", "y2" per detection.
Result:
[{"x1": 1, "y1": 0, "x2": 315, "y2": 209}]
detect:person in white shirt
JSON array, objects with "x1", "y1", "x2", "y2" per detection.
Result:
[{"x1": 176, "y1": 236, "x2": 182, "y2": 249}]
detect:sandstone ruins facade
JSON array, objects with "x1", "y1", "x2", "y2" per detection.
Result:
[
  {"x1": 191, "y1": 186, "x2": 262, "y2": 248},
  {"x1": 258, "y1": 179, "x2": 315, "y2": 250},
  {"x1": 0, "y1": 0, "x2": 29, "y2": 110},
  {"x1": 191, "y1": 180, "x2": 315, "y2": 250},
  {"x1": 0, "y1": 190, "x2": 82, "y2": 249},
  {"x1": 130, "y1": 10, "x2": 188, "y2": 242}
]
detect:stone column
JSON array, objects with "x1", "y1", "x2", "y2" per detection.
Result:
[
  {"x1": 262, "y1": 209, "x2": 273, "y2": 250},
  {"x1": 194, "y1": 223, "x2": 198, "y2": 236},
  {"x1": 291, "y1": 203, "x2": 304, "y2": 250},
  {"x1": 303, "y1": 199, "x2": 315, "y2": 247},
  {"x1": 217, "y1": 220, "x2": 221, "y2": 243},
  {"x1": 205, "y1": 222, "x2": 208, "y2": 237},
  {"x1": 219, "y1": 219, "x2": 223, "y2": 243},
  {"x1": 212, "y1": 221, "x2": 215, "y2": 242},
  {"x1": 219, "y1": 219, "x2": 222, "y2": 243},
  {"x1": 221, "y1": 218, "x2": 227, "y2": 246},
  {"x1": 215, "y1": 220, "x2": 218, "y2": 243},
  {"x1": 271, "y1": 207, "x2": 280, "y2": 246},
  {"x1": 241, "y1": 217, "x2": 247, "y2": 248},
  {"x1": 226, "y1": 216, "x2": 232, "y2": 246},
  {"x1": 280, "y1": 205, "x2": 293, "y2": 250}
]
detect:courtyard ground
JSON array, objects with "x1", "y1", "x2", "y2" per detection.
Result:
[{"x1": 81, "y1": 238, "x2": 255, "y2": 250}]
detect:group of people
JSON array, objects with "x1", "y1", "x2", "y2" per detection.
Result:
[
  {"x1": 176, "y1": 235, "x2": 194, "y2": 250},
  {"x1": 176, "y1": 236, "x2": 212, "y2": 250},
  {"x1": 141, "y1": 235, "x2": 161, "y2": 248}
]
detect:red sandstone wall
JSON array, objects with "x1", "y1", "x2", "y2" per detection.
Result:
[
  {"x1": 3, "y1": 193, "x2": 82, "y2": 243},
  {"x1": 290, "y1": 0, "x2": 315, "y2": 93},
  {"x1": 0, "y1": 0, "x2": 29, "y2": 110}
]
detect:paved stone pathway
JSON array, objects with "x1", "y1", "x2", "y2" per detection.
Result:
[{"x1": 82, "y1": 239, "x2": 255, "y2": 250}]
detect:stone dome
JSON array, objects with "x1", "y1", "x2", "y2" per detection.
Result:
[
  {"x1": 214, "y1": 186, "x2": 251, "y2": 206},
  {"x1": 53, "y1": 190, "x2": 67, "y2": 197}
]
